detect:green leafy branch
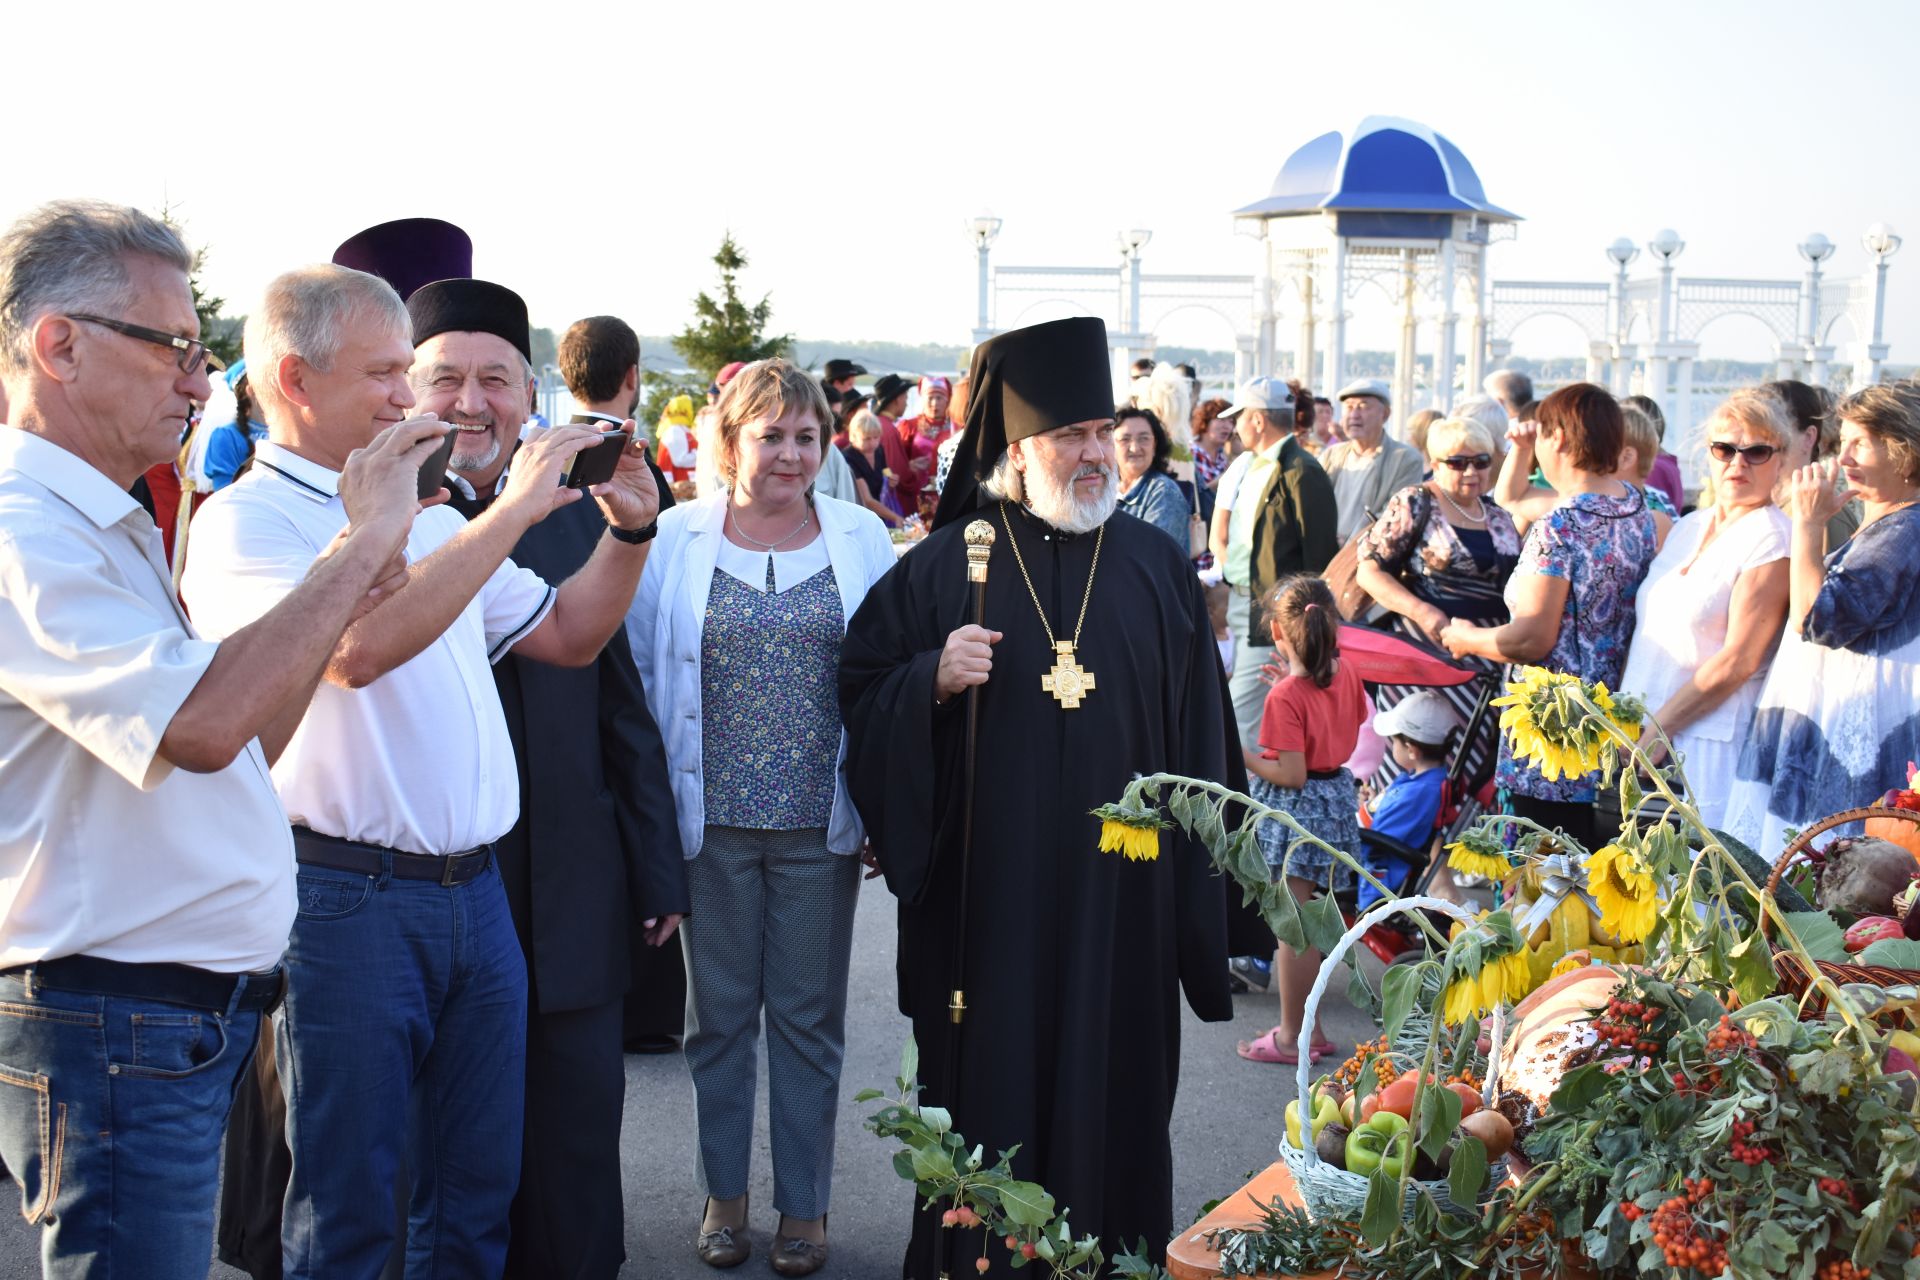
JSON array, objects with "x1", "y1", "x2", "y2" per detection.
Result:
[
  {"x1": 1104, "y1": 774, "x2": 1454, "y2": 1017},
  {"x1": 858, "y1": 1038, "x2": 1172, "y2": 1279}
]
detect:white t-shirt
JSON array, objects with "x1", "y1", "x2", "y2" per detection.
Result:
[
  {"x1": 182, "y1": 442, "x2": 556, "y2": 856},
  {"x1": 0, "y1": 427, "x2": 294, "y2": 972}
]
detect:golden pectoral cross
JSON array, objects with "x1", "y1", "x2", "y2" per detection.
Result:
[{"x1": 1040, "y1": 641, "x2": 1096, "y2": 709}]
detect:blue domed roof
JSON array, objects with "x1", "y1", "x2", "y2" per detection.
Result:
[{"x1": 1234, "y1": 117, "x2": 1520, "y2": 222}]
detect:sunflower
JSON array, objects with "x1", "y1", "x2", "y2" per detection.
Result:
[
  {"x1": 1493, "y1": 668, "x2": 1645, "y2": 782},
  {"x1": 1442, "y1": 974, "x2": 1483, "y2": 1025},
  {"x1": 1586, "y1": 842, "x2": 1659, "y2": 943},
  {"x1": 1446, "y1": 838, "x2": 1512, "y2": 883},
  {"x1": 1092, "y1": 803, "x2": 1166, "y2": 862}
]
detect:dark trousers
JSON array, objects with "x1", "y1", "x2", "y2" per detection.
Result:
[{"x1": 505, "y1": 998, "x2": 628, "y2": 1280}]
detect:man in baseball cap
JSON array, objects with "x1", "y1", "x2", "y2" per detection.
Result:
[
  {"x1": 1214, "y1": 377, "x2": 1337, "y2": 757},
  {"x1": 1217, "y1": 375, "x2": 1296, "y2": 421}
]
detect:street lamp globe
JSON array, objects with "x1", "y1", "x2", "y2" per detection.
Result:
[
  {"x1": 1605, "y1": 237, "x2": 1639, "y2": 267},
  {"x1": 1122, "y1": 228, "x2": 1152, "y2": 254},
  {"x1": 966, "y1": 212, "x2": 1003, "y2": 248},
  {"x1": 1798, "y1": 232, "x2": 1835, "y2": 265},
  {"x1": 1648, "y1": 229, "x2": 1685, "y2": 263},
  {"x1": 1864, "y1": 222, "x2": 1903, "y2": 260}
]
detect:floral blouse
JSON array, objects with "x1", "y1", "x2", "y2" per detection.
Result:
[
  {"x1": 1360, "y1": 483, "x2": 1522, "y2": 622},
  {"x1": 1495, "y1": 487, "x2": 1659, "y2": 803}
]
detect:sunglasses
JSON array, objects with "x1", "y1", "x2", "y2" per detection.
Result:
[
  {"x1": 1707, "y1": 441, "x2": 1780, "y2": 465},
  {"x1": 68, "y1": 314, "x2": 225, "y2": 376},
  {"x1": 1437, "y1": 453, "x2": 1494, "y2": 472}
]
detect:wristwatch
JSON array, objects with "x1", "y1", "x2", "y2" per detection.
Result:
[{"x1": 609, "y1": 520, "x2": 657, "y2": 545}]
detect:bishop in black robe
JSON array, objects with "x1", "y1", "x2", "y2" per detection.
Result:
[{"x1": 839, "y1": 318, "x2": 1234, "y2": 1276}]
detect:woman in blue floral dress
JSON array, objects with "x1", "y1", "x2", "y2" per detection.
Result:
[{"x1": 1441, "y1": 384, "x2": 1659, "y2": 850}]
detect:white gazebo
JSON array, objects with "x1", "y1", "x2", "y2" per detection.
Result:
[{"x1": 1233, "y1": 116, "x2": 1522, "y2": 421}]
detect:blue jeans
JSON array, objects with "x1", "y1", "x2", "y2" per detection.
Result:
[
  {"x1": 278, "y1": 859, "x2": 527, "y2": 1280},
  {"x1": 0, "y1": 972, "x2": 260, "y2": 1278}
]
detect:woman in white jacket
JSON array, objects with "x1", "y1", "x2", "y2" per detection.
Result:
[{"x1": 626, "y1": 359, "x2": 895, "y2": 1275}]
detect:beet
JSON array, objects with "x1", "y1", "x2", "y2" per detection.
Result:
[{"x1": 1815, "y1": 837, "x2": 1920, "y2": 917}]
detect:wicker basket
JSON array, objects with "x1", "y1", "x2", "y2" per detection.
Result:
[
  {"x1": 1762, "y1": 806, "x2": 1920, "y2": 1009},
  {"x1": 1278, "y1": 895, "x2": 1508, "y2": 1223}
]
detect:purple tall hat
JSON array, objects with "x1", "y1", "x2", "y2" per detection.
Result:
[{"x1": 331, "y1": 218, "x2": 473, "y2": 300}]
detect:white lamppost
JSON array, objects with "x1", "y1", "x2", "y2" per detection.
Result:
[
  {"x1": 1646, "y1": 229, "x2": 1684, "y2": 420},
  {"x1": 1797, "y1": 232, "x2": 1835, "y2": 383},
  {"x1": 1605, "y1": 237, "x2": 1639, "y2": 394},
  {"x1": 1861, "y1": 222, "x2": 1902, "y2": 385},
  {"x1": 1117, "y1": 228, "x2": 1151, "y2": 337},
  {"x1": 966, "y1": 211, "x2": 1003, "y2": 345}
]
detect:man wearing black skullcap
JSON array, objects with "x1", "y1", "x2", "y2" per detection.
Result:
[
  {"x1": 839, "y1": 317, "x2": 1234, "y2": 1276},
  {"x1": 182, "y1": 262, "x2": 661, "y2": 1280}
]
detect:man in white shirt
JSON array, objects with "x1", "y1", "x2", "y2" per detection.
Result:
[
  {"x1": 183, "y1": 267, "x2": 660, "y2": 1280},
  {"x1": 1322, "y1": 378, "x2": 1424, "y2": 542},
  {"x1": 0, "y1": 201, "x2": 431, "y2": 1277}
]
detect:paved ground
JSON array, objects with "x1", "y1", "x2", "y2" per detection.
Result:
[{"x1": 0, "y1": 875, "x2": 1384, "y2": 1278}]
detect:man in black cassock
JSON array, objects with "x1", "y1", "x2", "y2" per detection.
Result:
[
  {"x1": 426, "y1": 302, "x2": 688, "y2": 1278},
  {"x1": 839, "y1": 317, "x2": 1234, "y2": 1276}
]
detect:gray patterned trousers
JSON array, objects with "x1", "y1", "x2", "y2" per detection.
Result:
[{"x1": 681, "y1": 826, "x2": 861, "y2": 1220}]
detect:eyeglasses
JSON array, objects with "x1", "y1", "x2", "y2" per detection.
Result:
[
  {"x1": 68, "y1": 314, "x2": 225, "y2": 376},
  {"x1": 1437, "y1": 453, "x2": 1494, "y2": 472},
  {"x1": 1707, "y1": 440, "x2": 1780, "y2": 466}
]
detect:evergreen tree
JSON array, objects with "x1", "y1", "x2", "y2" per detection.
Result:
[
  {"x1": 160, "y1": 206, "x2": 243, "y2": 367},
  {"x1": 671, "y1": 234, "x2": 791, "y2": 382}
]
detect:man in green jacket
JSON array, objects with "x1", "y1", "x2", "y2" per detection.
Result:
[{"x1": 1215, "y1": 378, "x2": 1339, "y2": 752}]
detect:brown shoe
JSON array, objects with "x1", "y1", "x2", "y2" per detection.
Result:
[
  {"x1": 769, "y1": 1215, "x2": 828, "y2": 1277},
  {"x1": 697, "y1": 1198, "x2": 750, "y2": 1269}
]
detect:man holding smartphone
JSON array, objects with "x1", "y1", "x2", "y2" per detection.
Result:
[{"x1": 182, "y1": 268, "x2": 660, "y2": 1280}]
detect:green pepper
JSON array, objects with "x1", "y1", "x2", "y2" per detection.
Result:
[{"x1": 1344, "y1": 1110, "x2": 1411, "y2": 1178}]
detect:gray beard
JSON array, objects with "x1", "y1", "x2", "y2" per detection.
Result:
[
  {"x1": 1025, "y1": 459, "x2": 1118, "y2": 535},
  {"x1": 449, "y1": 434, "x2": 502, "y2": 473}
]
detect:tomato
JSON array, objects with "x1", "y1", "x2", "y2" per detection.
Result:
[
  {"x1": 1445, "y1": 1081, "x2": 1481, "y2": 1118},
  {"x1": 1374, "y1": 1074, "x2": 1421, "y2": 1119}
]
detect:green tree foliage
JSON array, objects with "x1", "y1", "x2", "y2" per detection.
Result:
[
  {"x1": 671, "y1": 234, "x2": 791, "y2": 382},
  {"x1": 160, "y1": 207, "x2": 243, "y2": 368}
]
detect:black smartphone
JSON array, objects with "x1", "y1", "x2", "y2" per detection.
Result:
[
  {"x1": 562, "y1": 429, "x2": 629, "y2": 491},
  {"x1": 415, "y1": 425, "x2": 458, "y2": 500}
]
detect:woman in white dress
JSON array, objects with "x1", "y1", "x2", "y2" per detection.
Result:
[{"x1": 1619, "y1": 388, "x2": 1792, "y2": 830}]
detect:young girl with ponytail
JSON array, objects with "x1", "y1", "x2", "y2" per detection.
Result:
[{"x1": 1235, "y1": 574, "x2": 1370, "y2": 1067}]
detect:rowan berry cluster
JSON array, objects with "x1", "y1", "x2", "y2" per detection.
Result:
[
  {"x1": 1729, "y1": 1118, "x2": 1777, "y2": 1167},
  {"x1": 1704, "y1": 1015, "x2": 1755, "y2": 1057},
  {"x1": 1648, "y1": 1179, "x2": 1727, "y2": 1276},
  {"x1": 1592, "y1": 995, "x2": 1665, "y2": 1055},
  {"x1": 1817, "y1": 1176, "x2": 1859, "y2": 1209},
  {"x1": 1816, "y1": 1256, "x2": 1871, "y2": 1280}
]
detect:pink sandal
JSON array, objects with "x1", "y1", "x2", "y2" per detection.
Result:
[{"x1": 1236, "y1": 1029, "x2": 1326, "y2": 1065}]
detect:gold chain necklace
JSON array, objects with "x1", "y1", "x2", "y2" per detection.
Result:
[{"x1": 999, "y1": 501, "x2": 1104, "y2": 709}]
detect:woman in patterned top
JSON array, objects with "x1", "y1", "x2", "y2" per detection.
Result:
[
  {"x1": 1355, "y1": 414, "x2": 1522, "y2": 792},
  {"x1": 1441, "y1": 383, "x2": 1660, "y2": 851},
  {"x1": 1725, "y1": 381, "x2": 1920, "y2": 858},
  {"x1": 1494, "y1": 394, "x2": 1676, "y2": 550},
  {"x1": 627, "y1": 360, "x2": 896, "y2": 1274}
]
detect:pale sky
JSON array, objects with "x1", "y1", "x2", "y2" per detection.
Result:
[{"x1": 6, "y1": 0, "x2": 1914, "y2": 369}]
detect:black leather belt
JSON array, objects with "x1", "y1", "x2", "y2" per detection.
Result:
[
  {"x1": 1307, "y1": 768, "x2": 1347, "y2": 781},
  {"x1": 8, "y1": 954, "x2": 285, "y2": 1014},
  {"x1": 290, "y1": 826, "x2": 494, "y2": 888}
]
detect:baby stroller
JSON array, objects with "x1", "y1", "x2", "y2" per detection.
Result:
[{"x1": 1331, "y1": 624, "x2": 1501, "y2": 968}]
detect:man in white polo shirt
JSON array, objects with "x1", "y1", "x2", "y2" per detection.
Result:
[
  {"x1": 183, "y1": 267, "x2": 660, "y2": 1279},
  {"x1": 0, "y1": 202, "x2": 432, "y2": 1276}
]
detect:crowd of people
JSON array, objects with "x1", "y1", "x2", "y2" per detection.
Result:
[{"x1": 1, "y1": 195, "x2": 1917, "y2": 1280}]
